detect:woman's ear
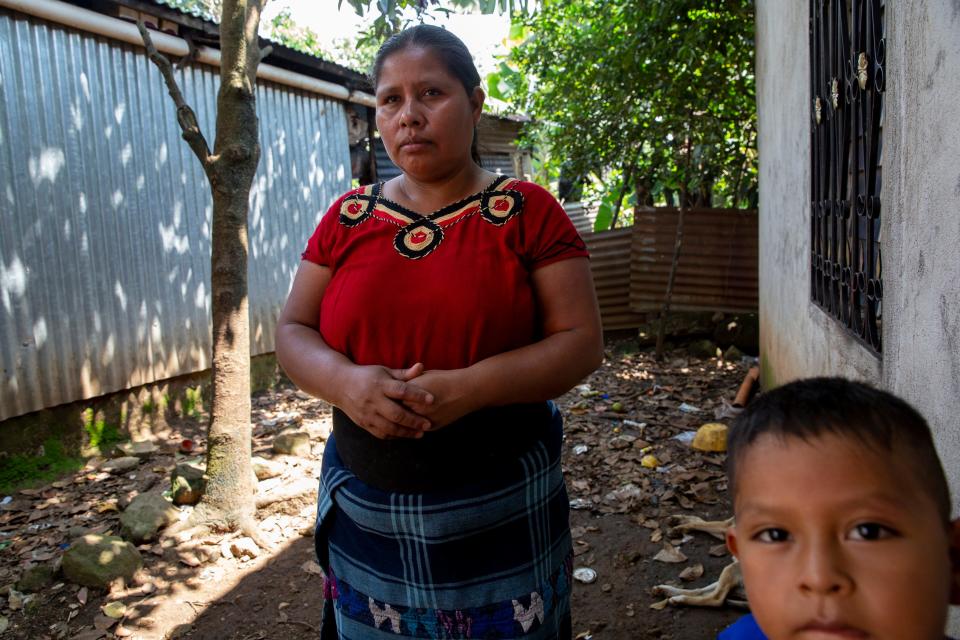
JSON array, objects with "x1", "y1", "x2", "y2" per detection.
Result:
[{"x1": 471, "y1": 86, "x2": 485, "y2": 124}]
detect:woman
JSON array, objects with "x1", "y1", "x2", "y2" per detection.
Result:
[{"x1": 276, "y1": 24, "x2": 603, "y2": 639}]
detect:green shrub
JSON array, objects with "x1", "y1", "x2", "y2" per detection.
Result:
[
  {"x1": 82, "y1": 408, "x2": 123, "y2": 449},
  {"x1": 183, "y1": 387, "x2": 203, "y2": 419},
  {"x1": 0, "y1": 439, "x2": 83, "y2": 494}
]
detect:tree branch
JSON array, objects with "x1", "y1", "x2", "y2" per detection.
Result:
[{"x1": 137, "y1": 20, "x2": 213, "y2": 169}]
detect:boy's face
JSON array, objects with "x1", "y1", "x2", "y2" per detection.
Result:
[{"x1": 727, "y1": 432, "x2": 952, "y2": 640}]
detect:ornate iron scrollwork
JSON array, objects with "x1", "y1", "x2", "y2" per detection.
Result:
[{"x1": 810, "y1": 0, "x2": 884, "y2": 354}]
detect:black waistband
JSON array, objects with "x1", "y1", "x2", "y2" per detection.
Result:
[{"x1": 331, "y1": 402, "x2": 552, "y2": 493}]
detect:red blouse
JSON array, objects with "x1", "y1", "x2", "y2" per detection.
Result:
[{"x1": 301, "y1": 176, "x2": 588, "y2": 371}]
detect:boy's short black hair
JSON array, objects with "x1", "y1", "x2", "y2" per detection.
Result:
[{"x1": 727, "y1": 377, "x2": 952, "y2": 525}]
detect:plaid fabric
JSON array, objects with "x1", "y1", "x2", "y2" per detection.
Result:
[{"x1": 314, "y1": 405, "x2": 573, "y2": 639}]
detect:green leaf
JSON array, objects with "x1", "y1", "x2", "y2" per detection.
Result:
[{"x1": 594, "y1": 200, "x2": 613, "y2": 232}]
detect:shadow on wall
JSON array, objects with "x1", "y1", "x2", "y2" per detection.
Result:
[{"x1": 0, "y1": 13, "x2": 350, "y2": 427}]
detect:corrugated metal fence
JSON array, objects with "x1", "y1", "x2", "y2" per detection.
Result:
[
  {"x1": 630, "y1": 207, "x2": 758, "y2": 313},
  {"x1": 571, "y1": 205, "x2": 758, "y2": 332},
  {"x1": 0, "y1": 9, "x2": 351, "y2": 421}
]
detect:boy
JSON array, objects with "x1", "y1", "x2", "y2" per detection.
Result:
[{"x1": 721, "y1": 377, "x2": 959, "y2": 640}]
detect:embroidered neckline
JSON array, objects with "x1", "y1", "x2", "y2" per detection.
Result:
[
  {"x1": 338, "y1": 175, "x2": 525, "y2": 260},
  {"x1": 375, "y1": 174, "x2": 510, "y2": 219}
]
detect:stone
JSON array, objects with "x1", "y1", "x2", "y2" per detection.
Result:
[
  {"x1": 112, "y1": 441, "x2": 159, "y2": 460},
  {"x1": 101, "y1": 457, "x2": 140, "y2": 474},
  {"x1": 68, "y1": 526, "x2": 92, "y2": 539},
  {"x1": 687, "y1": 339, "x2": 719, "y2": 359},
  {"x1": 692, "y1": 422, "x2": 729, "y2": 452},
  {"x1": 272, "y1": 431, "x2": 311, "y2": 457},
  {"x1": 229, "y1": 537, "x2": 259, "y2": 560},
  {"x1": 17, "y1": 563, "x2": 56, "y2": 592},
  {"x1": 251, "y1": 456, "x2": 284, "y2": 481},
  {"x1": 722, "y1": 345, "x2": 744, "y2": 361},
  {"x1": 7, "y1": 588, "x2": 24, "y2": 610},
  {"x1": 62, "y1": 535, "x2": 142, "y2": 589},
  {"x1": 170, "y1": 462, "x2": 206, "y2": 506},
  {"x1": 119, "y1": 492, "x2": 179, "y2": 543}
]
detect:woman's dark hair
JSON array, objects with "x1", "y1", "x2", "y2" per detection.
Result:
[{"x1": 373, "y1": 25, "x2": 483, "y2": 165}]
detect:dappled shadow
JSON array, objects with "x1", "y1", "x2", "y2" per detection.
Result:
[
  {"x1": 0, "y1": 9, "x2": 351, "y2": 431},
  {"x1": 178, "y1": 535, "x2": 323, "y2": 640}
]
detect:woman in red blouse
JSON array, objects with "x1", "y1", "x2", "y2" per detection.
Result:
[{"x1": 276, "y1": 24, "x2": 602, "y2": 639}]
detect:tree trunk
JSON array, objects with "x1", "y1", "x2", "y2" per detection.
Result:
[
  {"x1": 655, "y1": 197, "x2": 687, "y2": 361},
  {"x1": 139, "y1": 0, "x2": 268, "y2": 538},
  {"x1": 610, "y1": 165, "x2": 633, "y2": 229}
]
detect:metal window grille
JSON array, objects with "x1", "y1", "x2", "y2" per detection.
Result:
[{"x1": 810, "y1": 0, "x2": 884, "y2": 354}]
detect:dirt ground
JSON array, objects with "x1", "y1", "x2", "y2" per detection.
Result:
[{"x1": 0, "y1": 338, "x2": 753, "y2": 639}]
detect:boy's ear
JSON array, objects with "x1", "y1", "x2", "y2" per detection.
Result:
[
  {"x1": 726, "y1": 524, "x2": 740, "y2": 559},
  {"x1": 950, "y1": 519, "x2": 960, "y2": 605}
]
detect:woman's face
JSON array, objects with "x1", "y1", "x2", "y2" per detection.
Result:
[{"x1": 375, "y1": 46, "x2": 483, "y2": 183}]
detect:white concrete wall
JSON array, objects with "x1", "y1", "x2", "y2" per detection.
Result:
[
  {"x1": 756, "y1": 0, "x2": 882, "y2": 389},
  {"x1": 757, "y1": 0, "x2": 960, "y2": 631},
  {"x1": 882, "y1": 1, "x2": 960, "y2": 611}
]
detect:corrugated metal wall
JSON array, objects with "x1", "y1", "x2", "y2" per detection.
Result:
[
  {"x1": 583, "y1": 228, "x2": 648, "y2": 332},
  {"x1": 0, "y1": 9, "x2": 351, "y2": 420},
  {"x1": 630, "y1": 208, "x2": 759, "y2": 313}
]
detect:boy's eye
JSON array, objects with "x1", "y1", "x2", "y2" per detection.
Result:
[
  {"x1": 424, "y1": 88, "x2": 441, "y2": 97},
  {"x1": 755, "y1": 528, "x2": 790, "y2": 543},
  {"x1": 848, "y1": 522, "x2": 896, "y2": 541}
]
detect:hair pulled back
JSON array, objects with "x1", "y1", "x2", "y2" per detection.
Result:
[{"x1": 373, "y1": 25, "x2": 483, "y2": 165}]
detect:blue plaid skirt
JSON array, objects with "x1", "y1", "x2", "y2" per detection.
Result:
[{"x1": 314, "y1": 405, "x2": 573, "y2": 639}]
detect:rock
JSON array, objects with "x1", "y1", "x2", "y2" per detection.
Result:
[
  {"x1": 272, "y1": 431, "x2": 311, "y2": 457},
  {"x1": 692, "y1": 422, "x2": 729, "y2": 452},
  {"x1": 120, "y1": 492, "x2": 179, "y2": 543},
  {"x1": 687, "y1": 339, "x2": 719, "y2": 359},
  {"x1": 68, "y1": 526, "x2": 92, "y2": 539},
  {"x1": 101, "y1": 457, "x2": 141, "y2": 474},
  {"x1": 229, "y1": 537, "x2": 259, "y2": 560},
  {"x1": 251, "y1": 456, "x2": 284, "y2": 481},
  {"x1": 17, "y1": 563, "x2": 56, "y2": 592},
  {"x1": 171, "y1": 461, "x2": 206, "y2": 506},
  {"x1": 653, "y1": 544, "x2": 688, "y2": 564},
  {"x1": 722, "y1": 345, "x2": 744, "y2": 361},
  {"x1": 112, "y1": 441, "x2": 159, "y2": 459},
  {"x1": 62, "y1": 535, "x2": 142, "y2": 588}
]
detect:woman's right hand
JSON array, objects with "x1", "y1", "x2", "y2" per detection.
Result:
[{"x1": 339, "y1": 363, "x2": 434, "y2": 439}]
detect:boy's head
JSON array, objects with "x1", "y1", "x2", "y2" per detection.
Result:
[{"x1": 725, "y1": 377, "x2": 956, "y2": 640}]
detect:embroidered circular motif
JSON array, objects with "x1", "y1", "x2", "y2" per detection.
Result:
[
  {"x1": 339, "y1": 195, "x2": 373, "y2": 227},
  {"x1": 394, "y1": 220, "x2": 444, "y2": 259},
  {"x1": 480, "y1": 191, "x2": 521, "y2": 226}
]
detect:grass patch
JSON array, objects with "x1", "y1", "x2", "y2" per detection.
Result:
[
  {"x1": 83, "y1": 408, "x2": 123, "y2": 450},
  {"x1": 0, "y1": 439, "x2": 84, "y2": 494},
  {"x1": 183, "y1": 386, "x2": 204, "y2": 419}
]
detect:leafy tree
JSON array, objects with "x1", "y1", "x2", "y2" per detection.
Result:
[{"x1": 505, "y1": 0, "x2": 757, "y2": 212}]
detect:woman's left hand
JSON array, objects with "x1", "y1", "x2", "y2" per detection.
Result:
[{"x1": 402, "y1": 369, "x2": 478, "y2": 430}]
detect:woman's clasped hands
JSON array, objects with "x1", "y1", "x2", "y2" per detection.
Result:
[{"x1": 343, "y1": 362, "x2": 475, "y2": 439}]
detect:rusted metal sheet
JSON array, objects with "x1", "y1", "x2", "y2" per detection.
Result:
[
  {"x1": 630, "y1": 208, "x2": 758, "y2": 313},
  {"x1": 584, "y1": 228, "x2": 648, "y2": 331}
]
